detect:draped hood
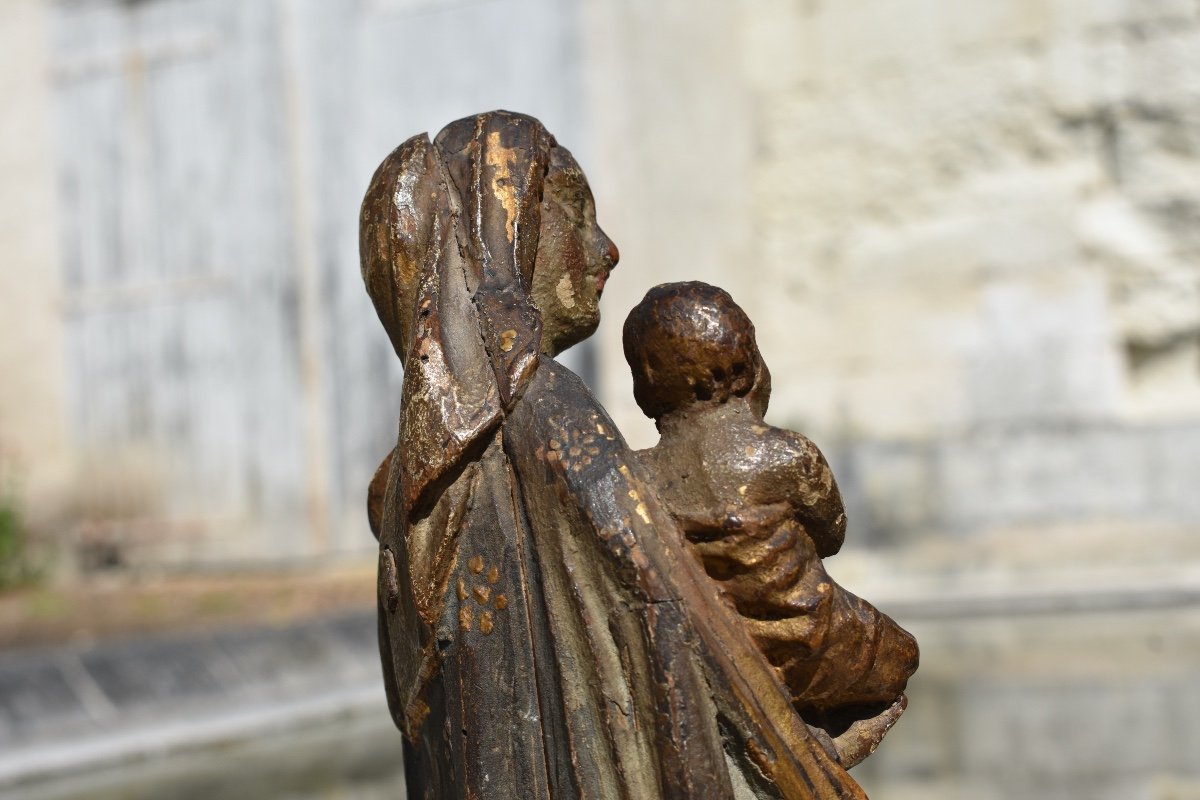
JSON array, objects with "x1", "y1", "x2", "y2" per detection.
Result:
[{"x1": 360, "y1": 110, "x2": 550, "y2": 517}]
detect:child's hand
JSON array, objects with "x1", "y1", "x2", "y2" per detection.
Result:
[{"x1": 831, "y1": 694, "x2": 908, "y2": 769}]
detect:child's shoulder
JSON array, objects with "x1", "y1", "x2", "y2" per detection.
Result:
[{"x1": 733, "y1": 419, "x2": 826, "y2": 475}]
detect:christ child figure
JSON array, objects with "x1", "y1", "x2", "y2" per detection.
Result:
[{"x1": 623, "y1": 281, "x2": 919, "y2": 766}]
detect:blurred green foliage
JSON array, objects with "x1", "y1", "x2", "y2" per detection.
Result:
[{"x1": 0, "y1": 483, "x2": 37, "y2": 590}]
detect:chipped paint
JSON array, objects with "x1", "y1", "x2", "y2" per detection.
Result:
[
  {"x1": 485, "y1": 131, "x2": 519, "y2": 243},
  {"x1": 555, "y1": 273, "x2": 577, "y2": 308}
]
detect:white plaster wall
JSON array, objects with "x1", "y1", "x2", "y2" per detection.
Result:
[
  {"x1": 0, "y1": 0, "x2": 72, "y2": 528},
  {"x1": 585, "y1": 0, "x2": 1200, "y2": 541}
]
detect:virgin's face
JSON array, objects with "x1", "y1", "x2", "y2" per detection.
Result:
[{"x1": 531, "y1": 148, "x2": 619, "y2": 356}]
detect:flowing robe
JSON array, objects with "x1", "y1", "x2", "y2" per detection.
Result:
[{"x1": 376, "y1": 357, "x2": 870, "y2": 799}]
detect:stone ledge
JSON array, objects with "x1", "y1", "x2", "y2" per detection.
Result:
[{"x1": 0, "y1": 609, "x2": 382, "y2": 780}]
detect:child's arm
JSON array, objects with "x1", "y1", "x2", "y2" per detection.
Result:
[{"x1": 758, "y1": 429, "x2": 847, "y2": 558}]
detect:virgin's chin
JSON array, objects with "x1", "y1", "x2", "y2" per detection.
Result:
[{"x1": 545, "y1": 309, "x2": 600, "y2": 357}]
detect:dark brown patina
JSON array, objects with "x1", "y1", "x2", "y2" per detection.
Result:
[{"x1": 361, "y1": 111, "x2": 916, "y2": 799}]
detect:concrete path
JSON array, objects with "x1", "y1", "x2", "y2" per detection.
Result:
[{"x1": 0, "y1": 610, "x2": 406, "y2": 799}]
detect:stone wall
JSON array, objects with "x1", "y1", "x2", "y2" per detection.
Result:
[{"x1": 587, "y1": 0, "x2": 1200, "y2": 544}]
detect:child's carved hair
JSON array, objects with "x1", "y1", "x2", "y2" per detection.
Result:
[{"x1": 623, "y1": 281, "x2": 769, "y2": 421}]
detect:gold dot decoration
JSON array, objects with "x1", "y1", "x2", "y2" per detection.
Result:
[{"x1": 458, "y1": 555, "x2": 508, "y2": 634}]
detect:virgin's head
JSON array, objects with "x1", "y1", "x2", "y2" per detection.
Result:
[
  {"x1": 530, "y1": 144, "x2": 620, "y2": 355},
  {"x1": 360, "y1": 111, "x2": 618, "y2": 361}
]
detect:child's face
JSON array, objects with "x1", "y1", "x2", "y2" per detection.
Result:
[{"x1": 744, "y1": 351, "x2": 771, "y2": 417}]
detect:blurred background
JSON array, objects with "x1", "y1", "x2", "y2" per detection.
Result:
[{"x1": 1, "y1": 0, "x2": 1198, "y2": 797}]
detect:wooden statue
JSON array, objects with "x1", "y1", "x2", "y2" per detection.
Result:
[{"x1": 361, "y1": 110, "x2": 918, "y2": 799}]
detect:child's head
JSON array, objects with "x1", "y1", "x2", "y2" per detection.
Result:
[{"x1": 623, "y1": 282, "x2": 771, "y2": 423}]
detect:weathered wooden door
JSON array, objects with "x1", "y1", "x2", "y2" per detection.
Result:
[{"x1": 52, "y1": 0, "x2": 584, "y2": 564}]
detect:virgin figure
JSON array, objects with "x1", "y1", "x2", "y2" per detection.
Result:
[{"x1": 360, "y1": 110, "x2": 914, "y2": 799}]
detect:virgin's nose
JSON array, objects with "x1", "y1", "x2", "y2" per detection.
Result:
[{"x1": 604, "y1": 236, "x2": 620, "y2": 269}]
